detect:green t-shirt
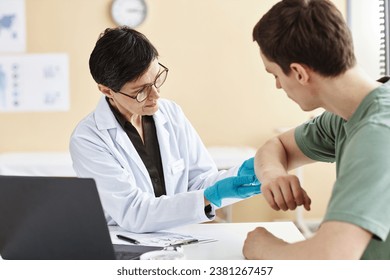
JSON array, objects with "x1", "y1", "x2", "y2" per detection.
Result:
[{"x1": 295, "y1": 81, "x2": 390, "y2": 259}]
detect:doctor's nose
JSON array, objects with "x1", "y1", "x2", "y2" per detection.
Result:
[{"x1": 148, "y1": 85, "x2": 160, "y2": 99}]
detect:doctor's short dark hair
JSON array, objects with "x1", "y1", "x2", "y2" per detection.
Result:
[
  {"x1": 252, "y1": 0, "x2": 356, "y2": 77},
  {"x1": 89, "y1": 26, "x2": 159, "y2": 92}
]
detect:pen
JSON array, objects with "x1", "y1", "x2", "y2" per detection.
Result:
[{"x1": 116, "y1": 234, "x2": 140, "y2": 244}]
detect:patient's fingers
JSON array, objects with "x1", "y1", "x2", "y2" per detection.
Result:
[{"x1": 261, "y1": 175, "x2": 311, "y2": 211}]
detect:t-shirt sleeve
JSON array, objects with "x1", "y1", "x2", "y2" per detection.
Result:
[
  {"x1": 324, "y1": 124, "x2": 390, "y2": 241},
  {"x1": 294, "y1": 111, "x2": 341, "y2": 163}
]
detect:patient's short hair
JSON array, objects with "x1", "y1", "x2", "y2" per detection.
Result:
[
  {"x1": 253, "y1": 0, "x2": 356, "y2": 77},
  {"x1": 89, "y1": 26, "x2": 159, "y2": 92}
]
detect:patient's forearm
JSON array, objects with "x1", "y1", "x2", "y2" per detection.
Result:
[{"x1": 255, "y1": 137, "x2": 289, "y2": 183}]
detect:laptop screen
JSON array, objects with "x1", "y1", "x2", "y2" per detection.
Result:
[{"x1": 0, "y1": 175, "x2": 116, "y2": 260}]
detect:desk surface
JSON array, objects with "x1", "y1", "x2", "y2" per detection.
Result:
[
  {"x1": 0, "y1": 221, "x2": 304, "y2": 260},
  {"x1": 112, "y1": 222, "x2": 305, "y2": 260}
]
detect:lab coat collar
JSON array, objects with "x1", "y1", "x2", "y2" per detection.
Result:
[
  {"x1": 95, "y1": 96, "x2": 118, "y2": 131},
  {"x1": 94, "y1": 96, "x2": 168, "y2": 131},
  {"x1": 93, "y1": 96, "x2": 170, "y2": 195},
  {"x1": 94, "y1": 97, "x2": 150, "y2": 188},
  {"x1": 153, "y1": 103, "x2": 168, "y2": 127}
]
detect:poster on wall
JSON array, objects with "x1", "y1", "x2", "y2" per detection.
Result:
[
  {"x1": 0, "y1": 53, "x2": 69, "y2": 112},
  {"x1": 0, "y1": 0, "x2": 26, "y2": 52}
]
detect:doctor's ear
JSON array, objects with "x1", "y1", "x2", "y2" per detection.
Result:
[
  {"x1": 290, "y1": 63, "x2": 310, "y2": 85},
  {"x1": 98, "y1": 84, "x2": 114, "y2": 98}
]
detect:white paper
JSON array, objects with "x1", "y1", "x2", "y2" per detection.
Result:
[
  {"x1": 0, "y1": 0, "x2": 26, "y2": 52},
  {"x1": 0, "y1": 53, "x2": 69, "y2": 112}
]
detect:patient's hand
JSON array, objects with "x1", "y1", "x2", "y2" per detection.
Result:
[
  {"x1": 261, "y1": 174, "x2": 311, "y2": 211},
  {"x1": 243, "y1": 227, "x2": 286, "y2": 260}
]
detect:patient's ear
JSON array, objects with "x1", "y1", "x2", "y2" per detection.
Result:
[
  {"x1": 290, "y1": 63, "x2": 310, "y2": 85},
  {"x1": 98, "y1": 84, "x2": 113, "y2": 98}
]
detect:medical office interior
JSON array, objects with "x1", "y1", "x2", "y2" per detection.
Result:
[{"x1": 0, "y1": 0, "x2": 387, "y2": 238}]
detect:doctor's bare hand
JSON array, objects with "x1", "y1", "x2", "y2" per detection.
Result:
[
  {"x1": 261, "y1": 174, "x2": 311, "y2": 211},
  {"x1": 243, "y1": 227, "x2": 287, "y2": 260}
]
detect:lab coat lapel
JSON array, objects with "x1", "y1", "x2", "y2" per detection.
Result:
[
  {"x1": 154, "y1": 109, "x2": 180, "y2": 196},
  {"x1": 95, "y1": 97, "x2": 152, "y2": 190},
  {"x1": 115, "y1": 130, "x2": 145, "y2": 169}
]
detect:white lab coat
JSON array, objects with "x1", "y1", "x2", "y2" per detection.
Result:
[{"x1": 70, "y1": 97, "x2": 238, "y2": 233}]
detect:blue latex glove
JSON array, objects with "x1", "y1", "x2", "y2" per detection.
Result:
[
  {"x1": 238, "y1": 157, "x2": 260, "y2": 185},
  {"x1": 204, "y1": 175, "x2": 261, "y2": 207}
]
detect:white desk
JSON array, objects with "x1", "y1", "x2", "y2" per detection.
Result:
[
  {"x1": 0, "y1": 222, "x2": 303, "y2": 260},
  {"x1": 112, "y1": 222, "x2": 305, "y2": 260}
]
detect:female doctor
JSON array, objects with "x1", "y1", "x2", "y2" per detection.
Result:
[{"x1": 70, "y1": 26, "x2": 260, "y2": 233}]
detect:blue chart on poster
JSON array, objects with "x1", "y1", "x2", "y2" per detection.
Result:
[{"x1": 0, "y1": 0, "x2": 26, "y2": 53}]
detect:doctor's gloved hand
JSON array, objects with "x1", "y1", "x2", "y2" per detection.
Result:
[
  {"x1": 238, "y1": 157, "x2": 260, "y2": 185},
  {"x1": 204, "y1": 175, "x2": 261, "y2": 207}
]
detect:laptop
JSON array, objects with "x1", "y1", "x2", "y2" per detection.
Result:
[{"x1": 0, "y1": 175, "x2": 163, "y2": 260}]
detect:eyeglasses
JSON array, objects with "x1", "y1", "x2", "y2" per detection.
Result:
[{"x1": 116, "y1": 63, "x2": 169, "y2": 103}]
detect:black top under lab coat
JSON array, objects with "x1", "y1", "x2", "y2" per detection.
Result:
[{"x1": 107, "y1": 98, "x2": 166, "y2": 197}]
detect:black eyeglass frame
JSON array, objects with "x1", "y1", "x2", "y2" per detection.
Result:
[{"x1": 115, "y1": 63, "x2": 169, "y2": 103}]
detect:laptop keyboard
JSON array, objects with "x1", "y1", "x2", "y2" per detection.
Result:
[
  {"x1": 112, "y1": 244, "x2": 163, "y2": 260},
  {"x1": 115, "y1": 251, "x2": 142, "y2": 260}
]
